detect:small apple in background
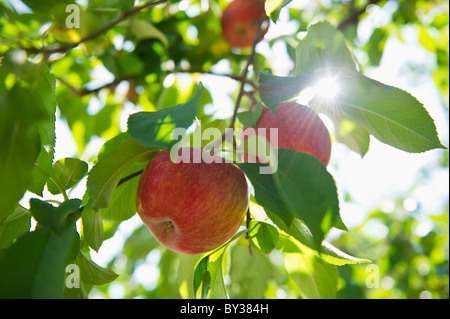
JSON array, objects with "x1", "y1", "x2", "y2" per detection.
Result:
[
  {"x1": 221, "y1": 0, "x2": 268, "y2": 48},
  {"x1": 136, "y1": 147, "x2": 249, "y2": 255},
  {"x1": 242, "y1": 102, "x2": 332, "y2": 166}
]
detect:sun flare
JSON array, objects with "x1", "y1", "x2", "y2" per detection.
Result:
[{"x1": 314, "y1": 76, "x2": 340, "y2": 101}]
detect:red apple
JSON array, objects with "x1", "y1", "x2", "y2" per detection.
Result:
[
  {"x1": 221, "y1": 0, "x2": 267, "y2": 48},
  {"x1": 136, "y1": 147, "x2": 249, "y2": 255},
  {"x1": 242, "y1": 102, "x2": 332, "y2": 166}
]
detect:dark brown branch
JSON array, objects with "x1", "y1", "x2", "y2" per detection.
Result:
[
  {"x1": 57, "y1": 75, "x2": 137, "y2": 96},
  {"x1": 337, "y1": 0, "x2": 383, "y2": 30}
]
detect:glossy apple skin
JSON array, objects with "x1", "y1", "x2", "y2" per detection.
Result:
[
  {"x1": 243, "y1": 102, "x2": 332, "y2": 166},
  {"x1": 136, "y1": 147, "x2": 249, "y2": 255},
  {"x1": 221, "y1": 0, "x2": 267, "y2": 48}
]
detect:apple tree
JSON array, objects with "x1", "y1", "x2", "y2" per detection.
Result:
[{"x1": 0, "y1": 0, "x2": 448, "y2": 299}]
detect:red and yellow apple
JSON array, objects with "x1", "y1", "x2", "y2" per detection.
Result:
[
  {"x1": 242, "y1": 102, "x2": 332, "y2": 166},
  {"x1": 221, "y1": 0, "x2": 267, "y2": 48},
  {"x1": 136, "y1": 147, "x2": 249, "y2": 255}
]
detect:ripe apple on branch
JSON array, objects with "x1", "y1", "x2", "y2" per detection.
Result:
[
  {"x1": 242, "y1": 102, "x2": 332, "y2": 166},
  {"x1": 136, "y1": 147, "x2": 249, "y2": 255},
  {"x1": 221, "y1": 0, "x2": 268, "y2": 48}
]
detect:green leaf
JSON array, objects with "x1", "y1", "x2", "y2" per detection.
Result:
[
  {"x1": 332, "y1": 117, "x2": 370, "y2": 157},
  {"x1": 89, "y1": 0, "x2": 134, "y2": 10},
  {"x1": 193, "y1": 240, "x2": 234, "y2": 299},
  {"x1": 29, "y1": 66, "x2": 57, "y2": 196},
  {"x1": 76, "y1": 251, "x2": 118, "y2": 285},
  {"x1": 0, "y1": 50, "x2": 57, "y2": 198},
  {"x1": 240, "y1": 149, "x2": 345, "y2": 249},
  {"x1": 229, "y1": 245, "x2": 273, "y2": 298},
  {"x1": 207, "y1": 249, "x2": 228, "y2": 299},
  {"x1": 194, "y1": 249, "x2": 229, "y2": 299},
  {"x1": 237, "y1": 103, "x2": 263, "y2": 127},
  {"x1": 274, "y1": 149, "x2": 345, "y2": 246},
  {"x1": 29, "y1": 198, "x2": 82, "y2": 235},
  {"x1": 122, "y1": 225, "x2": 160, "y2": 261},
  {"x1": 248, "y1": 221, "x2": 279, "y2": 254},
  {"x1": 127, "y1": 83, "x2": 204, "y2": 148},
  {"x1": 365, "y1": 28, "x2": 388, "y2": 66},
  {"x1": 81, "y1": 200, "x2": 104, "y2": 252},
  {"x1": 271, "y1": 216, "x2": 370, "y2": 265},
  {"x1": 0, "y1": 88, "x2": 42, "y2": 223},
  {"x1": 0, "y1": 222, "x2": 80, "y2": 298},
  {"x1": 295, "y1": 20, "x2": 358, "y2": 76},
  {"x1": 47, "y1": 158, "x2": 88, "y2": 195},
  {"x1": 0, "y1": 57, "x2": 57, "y2": 220},
  {"x1": 285, "y1": 244, "x2": 338, "y2": 299},
  {"x1": 117, "y1": 51, "x2": 144, "y2": 77},
  {"x1": 0, "y1": 205, "x2": 31, "y2": 250},
  {"x1": 238, "y1": 163, "x2": 293, "y2": 229},
  {"x1": 21, "y1": 0, "x2": 74, "y2": 13},
  {"x1": 101, "y1": 175, "x2": 140, "y2": 222},
  {"x1": 265, "y1": 0, "x2": 292, "y2": 23},
  {"x1": 193, "y1": 255, "x2": 211, "y2": 299},
  {"x1": 128, "y1": 18, "x2": 169, "y2": 49},
  {"x1": 29, "y1": 199, "x2": 61, "y2": 233},
  {"x1": 97, "y1": 132, "x2": 129, "y2": 158},
  {"x1": 259, "y1": 72, "x2": 311, "y2": 112},
  {"x1": 87, "y1": 135, "x2": 157, "y2": 208},
  {"x1": 320, "y1": 74, "x2": 446, "y2": 153}
]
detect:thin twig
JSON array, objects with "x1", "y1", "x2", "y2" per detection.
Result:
[
  {"x1": 228, "y1": 17, "x2": 268, "y2": 131},
  {"x1": 202, "y1": 17, "x2": 268, "y2": 153},
  {"x1": 24, "y1": 0, "x2": 169, "y2": 55},
  {"x1": 179, "y1": 68, "x2": 258, "y2": 90},
  {"x1": 245, "y1": 208, "x2": 254, "y2": 257},
  {"x1": 57, "y1": 75, "x2": 137, "y2": 96},
  {"x1": 337, "y1": 0, "x2": 383, "y2": 30},
  {"x1": 117, "y1": 169, "x2": 143, "y2": 187},
  {"x1": 56, "y1": 68, "x2": 256, "y2": 97}
]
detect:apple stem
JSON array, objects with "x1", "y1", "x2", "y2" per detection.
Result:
[
  {"x1": 165, "y1": 220, "x2": 175, "y2": 231},
  {"x1": 245, "y1": 208, "x2": 254, "y2": 257}
]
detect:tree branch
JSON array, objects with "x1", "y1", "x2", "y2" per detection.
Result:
[
  {"x1": 203, "y1": 18, "x2": 268, "y2": 152},
  {"x1": 337, "y1": 0, "x2": 383, "y2": 30},
  {"x1": 57, "y1": 69, "x2": 257, "y2": 97},
  {"x1": 25, "y1": 0, "x2": 169, "y2": 55},
  {"x1": 245, "y1": 208, "x2": 254, "y2": 257},
  {"x1": 179, "y1": 68, "x2": 258, "y2": 91},
  {"x1": 57, "y1": 75, "x2": 137, "y2": 96},
  {"x1": 228, "y1": 17, "x2": 268, "y2": 131}
]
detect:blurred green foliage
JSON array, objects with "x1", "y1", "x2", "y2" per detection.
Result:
[{"x1": 335, "y1": 199, "x2": 449, "y2": 299}]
